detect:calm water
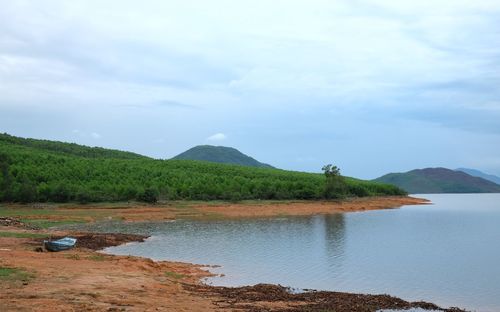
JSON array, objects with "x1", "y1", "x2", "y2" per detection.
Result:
[{"x1": 104, "y1": 194, "x2": 500, "y2": 312}]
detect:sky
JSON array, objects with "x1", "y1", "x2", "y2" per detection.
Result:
[{"x1": 1, "y1": 0, "x2": 500, "y2": 179}]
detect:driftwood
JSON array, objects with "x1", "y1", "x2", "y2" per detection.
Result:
[{"x1": 0, "y1": 217, "x2": 39, "y2": 229}]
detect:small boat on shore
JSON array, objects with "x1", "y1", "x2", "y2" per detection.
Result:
[{"x1": 44, "y1": 237, "x2": 77, "y2": 252}]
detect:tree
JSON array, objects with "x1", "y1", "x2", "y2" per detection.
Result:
[
  {"x1": 76, "y1": 189, "x2": 92, "y2": 204},
  {"x1": 17, "y1": 180, "x2": 37, "y2": 203},
  {"x1": 322, "y1": 164, "x2": 346, "y2": 199},
  {"x1": 51, "y1": 183, "x2": 71, "y2": 202},
  {"x1": 0, "y1": 153, "x2": 12, "y2": 201},
  {"x1": 138, "y1": 187, "x2": 159, "y2": 204}
]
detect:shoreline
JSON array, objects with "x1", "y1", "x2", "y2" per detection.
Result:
[
  {"x1": 1, "y1": 196, "x2": 467, "y2": 312},
  {"x1": 193, "y1": 196, "x2": 429, "y2": 218},
  {"x1": 0, "y1": 195, "x2": 430, "y2": 223}
]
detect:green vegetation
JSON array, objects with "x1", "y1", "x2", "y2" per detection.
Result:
[
  {"x1": 0, "y1": 133, "x2": 405, "y2": 203},
  {"x1": 20, "y1": 219, "x2": 86, "y2": 229},
  {"x1": 173, "y1": 145, "x2": 274, "y2": 168},
  {"x1": 0, "y1": 206, "x2": 66, "y2": 217},
  {"x1": 374, "y1": 167, "x2": 500, "y2": 194},
  {"x1": 0, "y1": 132, "x2": 146, "y2": 160},
  {"x1": 87, "y1": 254, "x2": 106, "y2": 261},
  {"x1": 0, "y1": 204, "x2": 118, "y2": 220},
  {"x1": 0, "y1": 231, "x2": 49, "y2": 238},
  {"x1": 0, "y1": 267, "x2": 34, "y2": 283},
  {"x1": 65, "y1": 254, "x2": 81, "y2": 260},
  {"x1": 164, "y1": 271, "x2": 186, "y2": 279},
  {"x1": 64, "y1": 254, "x2": 108, "y2": 262}
]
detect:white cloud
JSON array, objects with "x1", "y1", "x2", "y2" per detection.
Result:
[
  {"x1": 206, "y1": 133, "x2": 227, "y2": 141},
  {"x1": 71, "y1": 130, "x2": 101, "y2": 139},
  {"x1": 1, "y1": 0, "x2": 500, "y2": 176},
  {"x1": 1, "y1": 0, "x2": 499, "y2": 114}
]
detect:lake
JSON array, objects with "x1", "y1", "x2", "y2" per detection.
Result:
[{"x1": 103, "y1": 194, "x2": 500, "y2": 312}]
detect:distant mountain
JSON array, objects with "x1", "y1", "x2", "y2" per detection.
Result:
[
  {"x1": 172, "y1": 145, "x2": 274, "y2": 168},
  {"x1": 455, "y1": 168, "x2": 500, "y2": 185},
  {"x1": 374, "y1": 167, "x2": 500, "y2": 194}
]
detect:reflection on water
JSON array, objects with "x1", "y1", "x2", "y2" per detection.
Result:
[
  {"x1": 324, "y1": 214, "x2": 345, "y2": 267},
  {"x1": 101, "y1": 194, "x2": 500, "y2": 312}
]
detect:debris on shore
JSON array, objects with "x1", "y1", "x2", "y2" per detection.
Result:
[
  {"x1": 0, "y1": 217, "x2": 27, "y2": 228},
  {"x1": 190, "y1": 283, "x2": 467, "y2": 312}
]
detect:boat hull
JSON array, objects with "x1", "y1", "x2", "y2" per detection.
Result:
[{"x1": 44, "y1": 237, "x2": 77, "y2": 252}]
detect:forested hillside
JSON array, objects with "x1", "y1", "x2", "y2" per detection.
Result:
[
  {"x1": 0, "y1": 133, "x2": 146, "y2": 159},
  {"x1": 0, "y1": 133, "x2": 406, "y2": 203}
]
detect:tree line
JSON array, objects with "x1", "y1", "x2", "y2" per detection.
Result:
[{"x1": 0, "y1": 134, "x2": 406, "y2": 203}]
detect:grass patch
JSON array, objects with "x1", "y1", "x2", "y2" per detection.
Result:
[
  {"x1": 59, "y1": 202, "x2": 132, "y2": 209},
  {"x1": 0, "y1": 231, "x2": 49, "y2": 239},
  {"x1": 276, "y1": 212, "x2": 290, "y2": 217},
  {"x1": 65, "y1": 254, "x2": 81, "y2": 260},
  {"x1": 200, "y1": 212, "x2": 226, "y2": 220},
  {"x1": 0, "y1": 205, "x2": 115, "y2": 221},
  {"x1": 20, "y1": 219, "x2": 86, "y2": 229},
  {"x1": 164, "y1": 271, "x2": 186, "y2": 280},
  {"x1": 0, "y1": 206, "x2": 66, "y2": 217},
  {"x1": 87, "y1": 254, "x2": 106, "y2": 261},
  {"x1": 0, "y1": 266, "x2": 34, "y2": 283}
]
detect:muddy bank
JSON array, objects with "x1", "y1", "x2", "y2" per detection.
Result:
[
  {"x1": 0, "y1": 230, "x2": 217, "y2": 312},
  {"x1": 44, "y1": 232, "x2": 148, "y2": 250},
  {"x1": 191, "y1": 283, "x2": 466, "y2": 312}
]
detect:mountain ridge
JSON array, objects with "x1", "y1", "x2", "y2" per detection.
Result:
[
  {"x1": 455, "y1": 168, "x2": 500, "y2": 185},
  {"x1": 374, "y1": 167, "x2": 500, "y2": 194}
]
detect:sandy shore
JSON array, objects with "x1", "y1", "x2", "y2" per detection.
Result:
[
  {"x1": 0, "y1": 229, "x2": 217, "y2": 311},
  {"x1": 195, "y1": 196, "x2": 429, "y2": 218},
  {"x1": 1, "y1": 197, "x2": 466, "y2": 312},
  {"x1": 2, "y1": 196, "x2": 429, "y2": 223}
]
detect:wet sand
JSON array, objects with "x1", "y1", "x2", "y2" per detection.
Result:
[{"x1": 1, "y1": 197, "x2": 466, "y2": 312}]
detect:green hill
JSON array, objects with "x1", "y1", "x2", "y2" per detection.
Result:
[
  {"x1": 0, "y1": 133, "x2": 146, "y2": 160},
  {"x1": 0, "y1": 133, "x2": 405, "y2": 203},
  {"x1": 173, "y1": 145, "x2": 274, "y2": 168},
  {"x1": 374, "y1": 167, "x2": 500, "y2": 194}
]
